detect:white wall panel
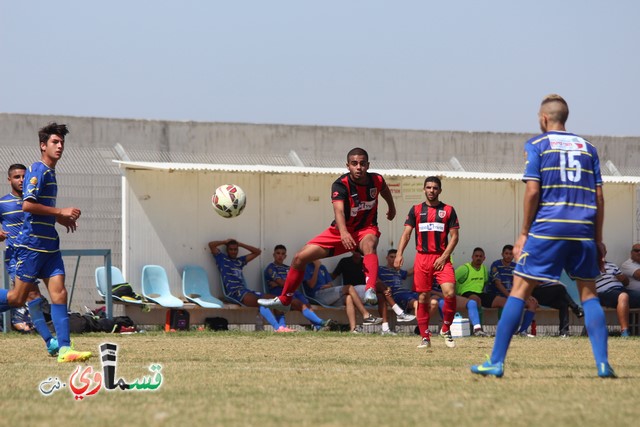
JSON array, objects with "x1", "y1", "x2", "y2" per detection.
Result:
[{"x1": 125, "y1": 170, "x2": 637, "y2": 300}]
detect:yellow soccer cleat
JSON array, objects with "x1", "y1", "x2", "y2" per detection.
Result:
[{"x1": 57, "y1": 346, "x2": 93, "y2": 363}]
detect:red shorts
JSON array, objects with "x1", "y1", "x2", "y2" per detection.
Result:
[
  {"x1": 307, "y1": 226, "x2": 381, "y2": 257},
  {"x1": 413, "y1": 253, "x2": 455, "y2": 293}
]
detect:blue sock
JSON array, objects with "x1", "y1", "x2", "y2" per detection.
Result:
[
  {"x1": 0, "y1": 289, "x2": 10, "y2": 313},
  {"x1": 276, "y1": 313, "x2": 286, "y2": 328},
  {"x1": 302, "y1": 308, "x2": 323, "y2": 326},
  {"x1": 27, "y1": 298, "x2": 54, "y2": 345},
  {"x1": 259, "y1": 306, "x2": 280, "y2": 330},
  {"x1": 582, "y1": 297, "x2": 608, "y2": 367},
  {"x1": 437, "y1": 298, "x2": 444, "y2": 319},
  {"x1": 466, "y1": 299, "x2": 481, "y2": 327},
  {"x1": 490, "y1": 296, "x2": 525, "y2": 364},
  {"x1": 50, "y1": 304, "x2": 71, "y2": 348},
  {"x1": 518, "y1": 310, "x2": 536, "y2": 333}
]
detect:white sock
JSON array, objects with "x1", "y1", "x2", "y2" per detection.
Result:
[
  {"x1": 473, "y1": 324, "x2": 481, "y2": 330},
  {"x1": 392, "y1": 304, "x2": 404, "y2": 316},
  {"x1": 382, "y1": 322, "x2": 390, "y2": 332}
]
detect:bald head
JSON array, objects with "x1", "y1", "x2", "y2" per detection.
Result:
[{"x1": 539, "y1": 94, "x2": 569, "y2": 132}]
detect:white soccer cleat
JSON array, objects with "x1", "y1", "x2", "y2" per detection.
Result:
[
  {"x1": 257, "y1": 297, "x2": 290, "y2": 312},
  {"x1": 440, "y1": 330, "x2": 456, "y2": 348}
]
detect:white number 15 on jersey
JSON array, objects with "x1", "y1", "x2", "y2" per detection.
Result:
[{"x1": 559, "y1": 150, "x2": 582, "y2": 183}]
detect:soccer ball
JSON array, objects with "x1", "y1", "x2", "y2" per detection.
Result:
[{"x1": 212, "y1": 184, "x2": 246, "y2": 218}]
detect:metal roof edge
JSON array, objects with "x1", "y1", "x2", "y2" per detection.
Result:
[{"x1": 113, "y1": 161, "x2": 640, "y2": 184}]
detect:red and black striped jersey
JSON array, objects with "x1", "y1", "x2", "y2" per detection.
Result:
[
  {"x1": 404, "y1": 202, "x2": 459, "y2": 254},
  {"x1": 330, "y1": 172, "x2": 386, "y2": 231}
]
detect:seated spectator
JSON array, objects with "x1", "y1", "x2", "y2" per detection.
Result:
[
  {"x1": 488, "y1": 245, "x2": 537, "y2": 337},
  {"x1": 596, "y1": 250, "x2": 640, "y2": 337},
  {"x1": 303, "y1": 259, "x2": 382, "y2": 332},
  {"x1": 209, "y1": 238, "x2": 293, "y2": 333},
  {"x1": 378, "y1": 249, "x2": 418, "y2": 319},
  {"x1": 334, "y1": 251, "x2": 413, "y2": 334},
  {"x1": 455, "y1": 247, "x2": 507, "y2": 311},
  {"x1": 532, "y1": 281, "x2": 584, "y2": 337},
  {"x1": 620, "y1": 243, "x2": 640, "y2": 292},
  {"x1": 332, "y1": 251, "x2": 369, "y2": 299},
  {"x1": 264, "y1": 244, "x2": 334, "y2": 331}
]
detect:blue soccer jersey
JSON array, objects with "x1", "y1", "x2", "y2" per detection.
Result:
[
  {"x1": 303, "y1": 263, "x2": 333, "y2": 298},
  {"x1": 264, "y1": 262, "x2": 289, "y2": 284},
  {"x1": 264, "y1": 262, "x2": 289, "y2": 293},
  {"x1": 378, "y1": 265, "x2": 408, "y2": 295},
  {"x1": 523, "y1": 131, "x2": 602, "y2": 240},
  {"x1": 487, "y1": 259, "x2": 516, "y2": 295},
  {"x1": 0, "y1": 193, "x2": 24, "y2": 271},
  {"x1": 214, "y1": 252, "x2": 248, "y2": 294},
  {"x1": 16, "y1": 162, "x2": 60, "y2": 252},
  {"x1": 0, "y1": 193, "x2": 23, "y2": 249}
]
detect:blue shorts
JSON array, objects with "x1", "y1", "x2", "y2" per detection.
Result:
[
  {"x1": 271, "y1": 286, "x2": 309, "y2": 305},
  {"x1": 514, "y1": 236, "x2": 599, "y2": 282},
  {"x1": 15, "y1": 247, "x2": 65, "y2": 283},
  {"x1": 392, "y1": 290, "x2": 418, "y2": 311},
  {"x1": 225, "y1": 283, "x2": 263, "y2": 303}
]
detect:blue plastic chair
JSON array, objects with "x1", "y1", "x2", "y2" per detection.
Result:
[
  {"x1": 94, "y1": 266, "x2": 144, "y2": 305},
  {"x1": 262, "y1": 274, "x2": 271, "y2": 295},
  {"x1": 141, "y1": 265, "x2": 184, "y2": 308},
  {"x1": 182, "y1": 265, "x2": 224, "y2": 308}
]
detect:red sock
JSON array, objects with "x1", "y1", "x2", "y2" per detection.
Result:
[
  {"x1": 417, "y1": 301, "x2": 430, "y2": 339},
  {"x1": 362, "y1": 253, "x2": 379, "y2": 291},
  {"x1": 279, "y1": 267, "x2": 304, "y2": 305},
  {"x1": 441, "y1": 295, "x2": 456, "y2": 333}
]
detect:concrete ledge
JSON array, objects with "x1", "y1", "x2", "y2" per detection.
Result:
[{"x1": 123, "y1": 302, "x2": 390, "y2": 328}]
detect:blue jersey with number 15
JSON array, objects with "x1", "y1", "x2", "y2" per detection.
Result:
[{"x1": 523, "y1": 131, "x2": 602, "y2": 240}]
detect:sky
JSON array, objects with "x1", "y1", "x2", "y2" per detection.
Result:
[{"x1": 1, "y1": 1, "x2": 639, "y2": 137}]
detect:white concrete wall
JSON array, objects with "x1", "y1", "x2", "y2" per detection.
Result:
[{"x1": 2, "y1": 113, "x2": 639, "y2": 172}]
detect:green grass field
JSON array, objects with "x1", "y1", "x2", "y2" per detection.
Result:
[{"x1": 1, "y1": 331, "x2": 639, "y2": 427}]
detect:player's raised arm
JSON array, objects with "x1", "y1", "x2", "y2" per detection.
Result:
[
  {"x1": 237, "y1": 241, "x2": 262, "y2": 263},
  {"x1": 208, "y1": 239, "x2": 231, "y2": 255}
]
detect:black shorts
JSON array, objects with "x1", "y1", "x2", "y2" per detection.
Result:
[{"x1": 461, "y1": 291, "x2": 498, "y2": 308}]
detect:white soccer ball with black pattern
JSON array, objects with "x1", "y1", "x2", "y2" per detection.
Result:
[{"x1": 212, "y1": 184, "x2": 246, "y2": 218}]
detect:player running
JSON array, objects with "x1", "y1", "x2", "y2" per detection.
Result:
[{"x1": 0, "y1": 123, "x2": 92, "y2": 362}]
